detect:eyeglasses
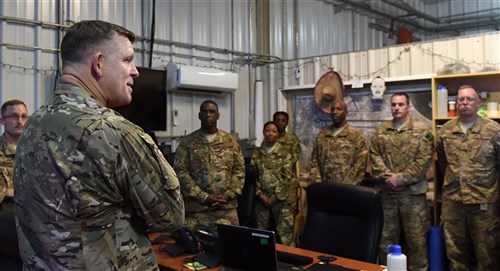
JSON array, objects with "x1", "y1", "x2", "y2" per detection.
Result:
[{"x1": 2, "y1": 115, "x2": 29, "y2": 121}]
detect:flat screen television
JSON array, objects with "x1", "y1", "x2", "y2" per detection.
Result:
[{"x1": 113, "y1": 67, "x2": 167, "y2": 132}]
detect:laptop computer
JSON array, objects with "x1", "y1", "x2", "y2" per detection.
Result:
[{"x1": 216, "y1": 224, "x2": 295, "y2": 271}]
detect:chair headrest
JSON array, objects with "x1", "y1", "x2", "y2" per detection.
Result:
[{"x1": 306, "y1": 182, "x2": 381, "y2": 218}]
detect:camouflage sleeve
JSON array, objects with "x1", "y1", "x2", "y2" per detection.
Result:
[
  {"x1": 495, "y1": 132, "x2": 500, "y2": 174},
  {"x1": 283, "y1": 154, "x2": 299, "y2": 192},
  {"x1": 397, "y1": 131, "x2": 434, "y2": 186},
  {"x1": 280, "y1": 151, "x2": 299, "y2": 203},
  {"x1": 368, "y1": 132, "x2": 390, "y2": 182},
  {"x1": 292, "y1": 136, "x2": 302, "y2": 162},
  {"x1": 0, "y1": 188, "x2": 5, "y2": 203},
  {"x1": 118, "y1": 130, "x2": 185, "y2": 232},
  {"x1": 309, "y1": 139, "x2": 322, "y2": 183},
  {"x1": 0, "y1": 154, "x2": 12, "y2": 204},
  {"x1": 174, "y1": 140, "x2": 209, "y2": 204},
  {"x1": 226, "y1": 139, "x2": 245, "y2": 199},
  {"x1": 251, "y1": 150, "x2": 263, "y2": 196},
  {"x1": 343, "y1": 133, "x2": 368, "y2": 185},
  {"x1": 283, "y1": 152, "x2": 299, "y2": 189},
  {"x1": 0, "y1": 175, "x2": 6, "y2": 203},
  {"x1": 436, "y1": 132, "x2": 448, "y2": 177}
]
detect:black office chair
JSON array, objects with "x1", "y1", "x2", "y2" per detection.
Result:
[
  {"x1": 299, "y1": 182, "x2": 383, "y2": 264},
  {"x1": 0, "y1": 211, "x2": 23, "y2": 271},
  {"x1": 236, "y1": 162, "x2": 256, "y2": 227}
]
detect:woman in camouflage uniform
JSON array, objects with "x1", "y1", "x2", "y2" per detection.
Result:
[{"x1": 251, "y1": 121, "x2": 298, "y2": 246}]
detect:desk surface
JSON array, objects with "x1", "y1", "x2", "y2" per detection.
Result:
[{"x1": 150, "y1": 232, "x2": 384, "y2": 271}]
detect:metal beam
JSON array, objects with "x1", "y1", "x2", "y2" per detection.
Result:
[{"x1": 379, "y1": 0, "x2": 441, "y2": 24}]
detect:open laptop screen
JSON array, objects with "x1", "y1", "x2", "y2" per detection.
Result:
[{"x1": 217, "y1": 224, "x2": 278, "y2": 271}]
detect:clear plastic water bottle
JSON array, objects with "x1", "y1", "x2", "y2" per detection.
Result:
[
  {"x1": 387, "y1": 244, "x2": 407, "y2": 271},
  {"x1": 437, "y1": 85, "x2": 448, "y2": 118}
]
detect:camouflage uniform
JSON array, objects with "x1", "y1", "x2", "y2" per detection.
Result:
[
  {"x1": 310, "y1": 123, "x2": 368, "y2": 184},
  {"x1": 174, "y1": 129, "x2": 245, "y2": 234},
  {"x1": 251, "y1": 142, "x2": 298, "y2": 246},
  {"x1": 0, "y1": 134, "x2": 16, "y2": 212},
  {"x1": 278, "y1": 132, "x2": 302, "y2": 164},
  {"x1": 13, "y1": 85, "x2": 185, "y2": 271},
  {"x1": 369, "y1": 117, "x2": 433, "y2": 271},
  {"x1": 437, "y1": 117, "x2": 500, "y2": 271}
]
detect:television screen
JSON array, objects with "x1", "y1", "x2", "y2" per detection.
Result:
[{"x1": 113, "y1": 67, "x2": 167, "y2": 132}]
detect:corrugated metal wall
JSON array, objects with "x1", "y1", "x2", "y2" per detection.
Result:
[
  {"x1": 1, "y1": 0, "x2": 499, "y2": 142},
  {"x1": 268, "y1": 0, "x2": 385, "y2": 59},
  {"x1": 270, "y1": 0, "x2": 500, "y2": 59},
  {"x1": 0, "y1": 0, "x2": 255, "y2": 141}
]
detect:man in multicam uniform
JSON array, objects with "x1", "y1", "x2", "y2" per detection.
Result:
[
  {"x1": 273, "y1": 111, "x2": 302, "y2": 165},
  {"x1": 252, "y1": 121, "x2": 298, "y2": 246},
  {"x1": 437, "y1": 85, "x2": 500, "y2": 271},
  {"x1": 0, "y1": 99, "x2": 28, "y2": 212},
  {"x1": 175, "y1": 100, "x2": 245, "y2": 234},
  {"x1": 310, "y1": 100, "x2": 367, "y2": 184},
  {"x1": 369, "y1": 92, "x2": 433, "y2": 271},
  {"x1": 13, "y1": 20, "x2": 185, "y2": 271}
]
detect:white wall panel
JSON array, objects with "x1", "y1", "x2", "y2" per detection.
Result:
[
  {"x1": 296, "y1": 59, "x2": 305, "y2": 86},
  {"x1": 389, "y1": 45, "x2": 411, "y2": 77},
  {"x1": 339, "y1": 53, "x2": 350, "y2": 80},
  {"x1": 313, "y1": 57, "x2": 321, "y2": 82},
  {"x1": 368, "y1": 48, "x2": 389, "y2": 78},
  {"x1": 484, "y1": 33, "x2": 500, "y2": 68},
  {"x1": 410, "y1": 43, "x2": 434, "y2": 75},
  {"x1": 457, "y1": 36, "x2": 485, "y2": 71},
  {"x1": 431, "y1": 39, "x2": 458, "y2": 72},
  {"x1": 348, "y1": 51, "x2": 368, "y2": 80}
]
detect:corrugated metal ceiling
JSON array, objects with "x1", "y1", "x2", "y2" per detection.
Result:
[{"x1": 326, "y1": 0, "x2": 500, "y2": 40}]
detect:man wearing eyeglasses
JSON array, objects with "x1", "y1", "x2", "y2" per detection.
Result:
[
  {"x1": 0, "y1": 99, "x2": 28, "y2": 212},
  {"x1": 437, "y1": 85, "x2": 500, "y2": 271}
]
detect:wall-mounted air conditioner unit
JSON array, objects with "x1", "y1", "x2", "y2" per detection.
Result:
[{"x1": 166, "y1": 63, "x2": 238, "y2": 95}]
